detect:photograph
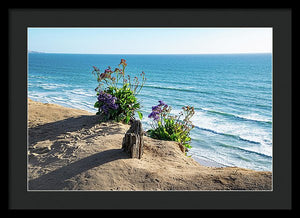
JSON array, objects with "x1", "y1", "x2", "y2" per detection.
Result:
[{"x1": 27, "y1": 27, "x2": 273, "y2": 191}]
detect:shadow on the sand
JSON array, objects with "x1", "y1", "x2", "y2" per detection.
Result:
[
  {"x1": 28, "y1": 115, "x2": 125, "y2": 146},
  {"x1": 28, "y1": 148, "x2": 129, "y2": 190}
]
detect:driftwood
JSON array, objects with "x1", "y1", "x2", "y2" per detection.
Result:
[{"x1": 122, "y1": 120, "x2": 144, "y2": 159}]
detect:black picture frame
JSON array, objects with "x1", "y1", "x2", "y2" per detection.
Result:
[{"x1": 8, "y1": 8, "x2": 292, "y2": 210}]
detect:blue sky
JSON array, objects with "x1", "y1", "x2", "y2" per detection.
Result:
[{"x1": 28, "y1": 28, "x2": 272, "y2": 54}]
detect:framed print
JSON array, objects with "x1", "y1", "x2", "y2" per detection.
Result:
[{"x1": 8, "y1": 8, "x2": 292, "y2": 209}]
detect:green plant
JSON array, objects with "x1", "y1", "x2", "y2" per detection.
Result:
[
  {"x1": 92, "y1": 59, "x2": 146, "y2": 123},
  {"x1": 105, "y1": 83, "x2": 141, "y2": 123},
  {"x1": 147, "y1": 101, "x2": 195, "y2": 155}
]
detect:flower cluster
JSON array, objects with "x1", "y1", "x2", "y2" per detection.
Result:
[
  {"x1": 97, "y1": 91, "x2": 119, "y2": 114},
  {"x1": 92, "y1": 59, "x2": 146, "y2": 95},
  {"x1": 92, "y1": 59, "x2": 146, "y2": 124},
  {"x1": 147, "y1": 101, "x2": 195, "y2": 155},
  {"x1": 148, "y1": 100, "x2": 169, "y2": 121}
]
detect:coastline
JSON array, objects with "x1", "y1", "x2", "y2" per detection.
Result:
[
  {"x1": 27, "y1": 98, "x2": 223, "y2": 168},
  {"x1": 192, "y1": 156, "x2": 227, "y2": 168},
  {"x1": 27, "y1": 98, "x2": 272, "y2": 190}
]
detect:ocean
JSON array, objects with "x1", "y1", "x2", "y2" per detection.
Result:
[{"x1": 28, "y1": 53, "x2": 272, "y2": 171}]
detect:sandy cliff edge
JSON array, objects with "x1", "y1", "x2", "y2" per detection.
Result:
[{"x1": 27, "y1": 98, "x2": 272, "y2": 190}]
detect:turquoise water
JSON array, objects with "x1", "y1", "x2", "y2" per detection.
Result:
[{"x1": 28, "y1": 53, "x2": 272, "y2": 171}]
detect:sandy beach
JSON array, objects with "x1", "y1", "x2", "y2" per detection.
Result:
[{"x1": 27, "y1": 98, "x2": 272, "y2": 190}]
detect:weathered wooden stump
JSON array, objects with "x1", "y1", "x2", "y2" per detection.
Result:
[{"x1": 122, "y1": 120, "x2": 144, "y2": 159}]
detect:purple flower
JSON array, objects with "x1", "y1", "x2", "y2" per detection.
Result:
[
  {"x1": 152, "y1": 105, "x2": 161, "y2": 112},
  {"x1": 148, "y1": 111, "x2": 160, "y2": 120},
  {"x1": 158, "y1": 100, "x2": 165, "y2": 106},
  {"x1": 148, "y1": 100, "x2": 168, "y2": 121},
  {"x1": 148, "y1": 113, "x2": 159, "y2": 121},
  {"x1": 97, "y1": 91, "x2": 119, "y2": 115}
]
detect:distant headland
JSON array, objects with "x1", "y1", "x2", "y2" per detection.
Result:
[{"x1": 28, "y1": 50, "x2": 46, "y2": 54}]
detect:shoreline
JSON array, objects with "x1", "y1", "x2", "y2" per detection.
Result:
[
  {"x1": 27, "y1": 98, "x2": 226, "y2": 169},
  {"x1": 28, "y1": 97, "x2": 272, "y2": 172},
  {"x1": 27, "y1": 98, "x2": 272, "y2": 190},
  {"x1": 191, "y1": 156, "x2": 227, "y2": 168},
  {"x1": 27, "y1": 98, "x2": 228, "y2": 167}
]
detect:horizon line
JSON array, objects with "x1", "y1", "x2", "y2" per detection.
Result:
[{"x1": 28, "y1": 51, "x2": 272, "y2": 55}]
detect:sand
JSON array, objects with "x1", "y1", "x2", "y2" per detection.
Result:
[{"x1": 27, "y1": 98, "x2": 272, "y2": 190}]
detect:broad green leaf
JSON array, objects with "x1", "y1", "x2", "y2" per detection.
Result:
[
  {"x1": 125, "y1": 116, "x2": 130, "y2": 124},
  {"x1": 137, "y1": 111, "x2": 143, "y2": 120},
  {"x1": 94, "y1": 101, "x2": 100, "y2": 108}
]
